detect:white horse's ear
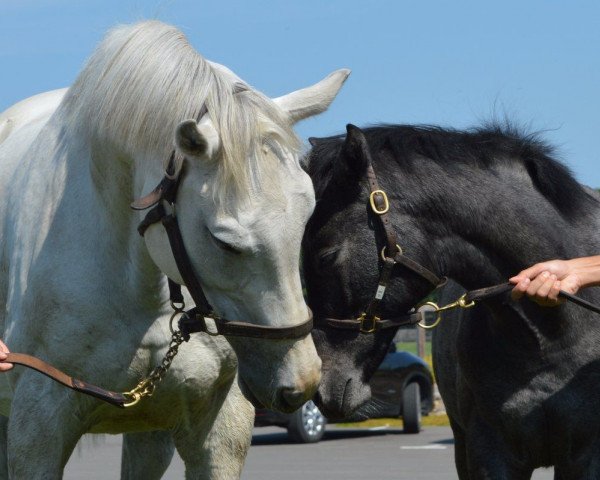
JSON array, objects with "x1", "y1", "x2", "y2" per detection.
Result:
[
  {"x1": 273, "y1": 69, "x2": 351, "y2": 124},
  {"x1": 175, "y1": 119, "x2": 220, "y2": 159}
]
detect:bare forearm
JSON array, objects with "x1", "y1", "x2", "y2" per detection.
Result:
[{"x1": 564, "y1": 255, "x2": 600, "y2": 288}]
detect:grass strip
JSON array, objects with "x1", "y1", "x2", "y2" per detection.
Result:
[{"x1": 336, "y1": 413, "x2": 449, "y2": 429}]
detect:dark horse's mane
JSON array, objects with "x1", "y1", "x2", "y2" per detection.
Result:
[{"x1": 307, "y1": 124, "x2": 596, "y2": 220}]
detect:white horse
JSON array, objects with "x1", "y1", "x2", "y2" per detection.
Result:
[{"x1": 0, "y1": 21, "x2": 349, "y2": 479}]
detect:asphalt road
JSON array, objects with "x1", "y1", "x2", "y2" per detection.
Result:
[{"x1": 65, "y1": 426, "x2": 555, "y2": 479}]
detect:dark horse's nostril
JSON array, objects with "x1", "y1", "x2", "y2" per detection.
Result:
[{"x1": 280, "y1": 388, "x2": 305, "y2": 409}]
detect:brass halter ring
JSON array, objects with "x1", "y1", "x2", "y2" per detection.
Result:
[
  {"x1": 417, "y1": 294, "x2": 476, "y2": 330},
  {"x1": 416, "y1": 302, "x2": 443, "y2": 330},
  {"x1": 381, "y1": 244, "x2": 403, "y2": 261}
]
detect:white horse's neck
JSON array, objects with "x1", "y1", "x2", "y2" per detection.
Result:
[{"x1": 47, "y1": 110, "x2": 168, "y2": 311}]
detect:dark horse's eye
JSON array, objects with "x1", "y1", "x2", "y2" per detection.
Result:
[
  {"x1": 317, "y1": 248, "x2": 339, "y2": 269},
  {"x1": 208, "y1": 231, "x2": 241, "y2": 255}
]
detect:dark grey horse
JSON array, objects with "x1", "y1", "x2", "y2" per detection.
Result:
[{"x1": 303, "y1": 123, "x2": 600, "y2": 479}]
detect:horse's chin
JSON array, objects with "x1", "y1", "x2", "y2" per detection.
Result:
[
  {"x1": 313, "y1": 378, "x2": 372, "y2": 421},
  {"x1": 238, "y1": 377, "x2": 266, "y2": 410}
]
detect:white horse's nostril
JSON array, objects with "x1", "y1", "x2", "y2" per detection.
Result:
[{"x1": 279, "y1": 387, "x2": 306, "y2": 410}]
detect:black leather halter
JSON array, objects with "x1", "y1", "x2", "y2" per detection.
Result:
[
  {"x1": 314, "y1": 160, "x2": 446, "y2": 334},
  {"x1": 131, "y1": 122, "x2": 312, "y2": 341},
  {"x1": 315, "y1": 158, "x2": 600, "y2": 334}
]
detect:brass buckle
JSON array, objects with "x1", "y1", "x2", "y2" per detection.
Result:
[
  {"x1": 357, "y1": 313, "x2": 379, "y2": 333},
  {"x1": 369, "y1": 190, "x2": 390, "y2": 214}
]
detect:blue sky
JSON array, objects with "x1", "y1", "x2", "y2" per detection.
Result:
[{"x1": 1, "y1": 1, "x2": 599, "y2": 185}]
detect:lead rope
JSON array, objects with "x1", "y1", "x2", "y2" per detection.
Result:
[{"x1": 415, "y1": 281, "x2": 600, "y2": 330}]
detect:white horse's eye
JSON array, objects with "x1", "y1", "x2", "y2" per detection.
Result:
[{"x1": 208, "y1": 230, "x2": 241, "y2": 255}]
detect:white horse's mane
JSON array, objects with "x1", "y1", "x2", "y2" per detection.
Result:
[{"x1": 62, "y1": 20, "x2": 299, "y2": 203}]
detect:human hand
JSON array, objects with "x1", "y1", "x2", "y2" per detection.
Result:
[
  {"x1": 0, "y1": 340, "x2": 13, "y2": 372},
  {"x1": 509, "y1": 259, "x2": 582, "y2": 307}
]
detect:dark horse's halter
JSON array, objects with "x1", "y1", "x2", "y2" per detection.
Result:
[
  {"x1": 314, "y1": 159, "x2": 448, "y2": 334},
  {"x1": 1, "y1": 103, "x2": 313, "y2": 408},
  {"x1": 316, "y1": 155, "x2": 600, "y2": 335}
]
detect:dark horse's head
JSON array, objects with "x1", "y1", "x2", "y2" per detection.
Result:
[
  {"x1": 303, "y1": 125, "x2": 439, "y2": 419},
  {"x1": 304, "y1": 122, "x2": 595, "y2": 420}
]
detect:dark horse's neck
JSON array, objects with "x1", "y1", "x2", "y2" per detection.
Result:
[
  {"x1": 361, "y1": 125, "x2": 600, "y2": 338},
  {"x1": 429, "y1": 167, "x2": 598, "y2": 289},
  {"x1": 422, "y1": 160, "x2": 600, "y2": 343}
]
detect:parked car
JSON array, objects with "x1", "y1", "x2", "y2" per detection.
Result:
[{"x1": 254, "y1": 344, "x2": 434, "y2": 443}]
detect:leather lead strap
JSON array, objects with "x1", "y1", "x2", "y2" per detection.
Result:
[
  {"x1": 3, "y1": 353, "x2": 128, "y2": 408},
  {"x1": 464, "y1": 281, "x2": 600, "y2": 315}
]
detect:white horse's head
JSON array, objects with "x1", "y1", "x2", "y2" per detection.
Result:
[
  {"x1": 141, "y1": 69, "x2": 348, "y2": 411},
  {"x1": 64, "y1": 21, "x2": 350, "y2": 412}
]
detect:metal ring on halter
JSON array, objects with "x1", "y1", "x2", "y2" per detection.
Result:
[
  {"x1": 169, "y1": 301, "x2": 186, "y2": 334},
  {"x1": 357, "y1": 312, "x2": 379, "y2": 333},
  {"x1": 416, "y1": 301, "x2": 443, "y2": 330},
  {"x1": 381, "y1": 244, "x2": 403, "y2": 261},
  {"x1": 170, "y1": 300, "x2": 185, "y2": 312}
]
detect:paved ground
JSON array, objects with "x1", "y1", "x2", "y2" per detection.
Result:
[{"x1": 64, "y1": 426, "x2": 555, "y2": 479}]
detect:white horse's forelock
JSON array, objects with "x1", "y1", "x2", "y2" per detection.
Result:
[{"x1": 62, "y1": 20, "x2": 300, "y2": 205}]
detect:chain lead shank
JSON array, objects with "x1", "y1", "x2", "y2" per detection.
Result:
[{"x1": 123, "y1": 329, "x2": 185, "y2": 407}]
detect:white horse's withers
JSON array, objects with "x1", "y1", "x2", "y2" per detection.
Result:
[
  {"x1": 0, "y1": 88, "x2": 67, "y2": 145},
  {"x1": 0, "y1": 21, "x2": 349, "y2": 478}
]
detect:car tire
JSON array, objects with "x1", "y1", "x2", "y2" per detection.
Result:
[
  {"x1": 286, "y1": 400, "x2": 327, "y2": 443},
  {"x1": 402, "y1": 382, "x2": 422, "y2": 434}
]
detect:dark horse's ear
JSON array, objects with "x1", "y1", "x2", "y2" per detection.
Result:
[
  {"x1": 334, "y1": 124, "x2": 370, "y2": 184},
  {"x1": 308, "y1": 137, "x2": 320, "y2": 147}
]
